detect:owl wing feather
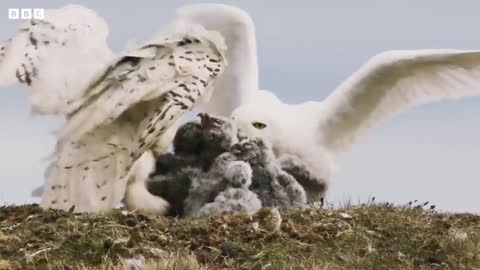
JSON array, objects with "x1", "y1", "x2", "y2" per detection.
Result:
[
  {"x1": 42, "y1": 22, "x2": 227, "y2": 212},
  {"x1": 0, "y1": 4, "x2": 114, "y2": 115}
]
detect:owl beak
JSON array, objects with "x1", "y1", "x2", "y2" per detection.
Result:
[{"x1": 237, "y1": 130, "x2": 248, "y2": 142}]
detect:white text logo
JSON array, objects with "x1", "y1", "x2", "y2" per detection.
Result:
[{"x1": 8, "y1": 9, "x2": 44, "y2": 20}]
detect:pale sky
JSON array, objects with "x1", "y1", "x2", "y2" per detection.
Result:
[{"x1": 0, "y1": 1, "x2": 479, "y2": 213}]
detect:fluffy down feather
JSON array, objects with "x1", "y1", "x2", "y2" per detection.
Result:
[
  {"x1": 198, "y1": 188, "x2": 262, "y2": 217},
  {"x1": 230, "y1": 138, "x2": 307, "y2": 208},
  {"x1": 147, "y1": 114, "x2": 238, "y2": 216},
  {"x1": 197, "y1": 160, "x2": 260, "y2": 217},
  {"x1": 148, "y1": 116, "x2": 309, "y2": 217}
]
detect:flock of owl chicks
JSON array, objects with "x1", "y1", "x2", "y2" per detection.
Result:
[{"x1": 145, "y1": 113, "x2": 326, "y2": 217}]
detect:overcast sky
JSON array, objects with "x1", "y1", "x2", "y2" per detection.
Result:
[{"x1": 0, "y1": 0, "x2": 479, "y2": 213}]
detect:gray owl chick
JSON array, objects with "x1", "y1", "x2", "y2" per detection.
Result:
[
  {"x1": 198, "y1": 161, "x2": 261, "y2": 217},
  {"x1": 231, "y1": 138, "x2": 307, "y2": 208}
]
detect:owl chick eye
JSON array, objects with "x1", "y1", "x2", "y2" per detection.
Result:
[{"x1": 252, "y1": 122, "x2": 267, "y2": 129}]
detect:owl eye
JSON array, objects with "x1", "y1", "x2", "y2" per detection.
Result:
[{"x1": 252, "y1": 122, "x2": 267, "y2": 129}]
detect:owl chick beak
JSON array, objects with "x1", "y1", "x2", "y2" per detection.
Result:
[
  {"x1": 198, "y1": 112, "x2": 223, "y2": 129},
  {"x1": 230, "y1": 145, "x2": 244, "y2": 156}
]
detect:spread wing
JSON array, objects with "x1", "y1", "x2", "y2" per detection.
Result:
[
  {"x1": 42, "y1": 21, "x2": 227, "y2": 212},
  {"x1": 59, "y1": 26, "x2": 226, "y2": 152},
  {"x1": 176, "y1": 3, "x2": 258, "y2": 116},
  {"x1": 317, "y1": 50, "x2": 480, "y2": 155},
  {"x1": 0, "y1": 4, "x2": 114, "y2": 115}
]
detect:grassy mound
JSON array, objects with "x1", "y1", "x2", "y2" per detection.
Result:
[{"x1": 0, "y1": 203, "x2": 479, "y2": 269}]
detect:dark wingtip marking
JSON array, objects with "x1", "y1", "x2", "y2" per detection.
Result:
[
  {"x1": 29, "y1": 32, "x2": 38, "y2": 49},
  {"x1": 15, "y1": 70, "x2": 25, "y2": 84}
]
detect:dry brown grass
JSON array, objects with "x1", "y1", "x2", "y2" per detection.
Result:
[
  {"x1": 0, "y1": 260, "x2": 14, "y2": 270},
  {"x1": 0, "y1": 203, "x2": 479, "y2": 270},
  {"x1": 70, "y1": 253, "x2": 207, "y2": 270}
]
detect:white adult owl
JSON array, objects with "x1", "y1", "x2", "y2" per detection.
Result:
[
  {"x1": 232, "y1": 50, "x2": 480, "y2": 201},
  {"x1": 0, "y1": 3, "x2": 259, "y2": 212}
]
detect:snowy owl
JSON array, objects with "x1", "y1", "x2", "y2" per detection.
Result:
[
  {"x1": 232, "y1": 50, "x2": 480, "y2": 201},
  {"x1": 0, "y1": 3, "x2": 259, "y2": 212}
]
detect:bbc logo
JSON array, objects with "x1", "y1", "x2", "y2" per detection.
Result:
[{"x1": 8, "y1": 8, "x2": 45, "y2": 20}]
